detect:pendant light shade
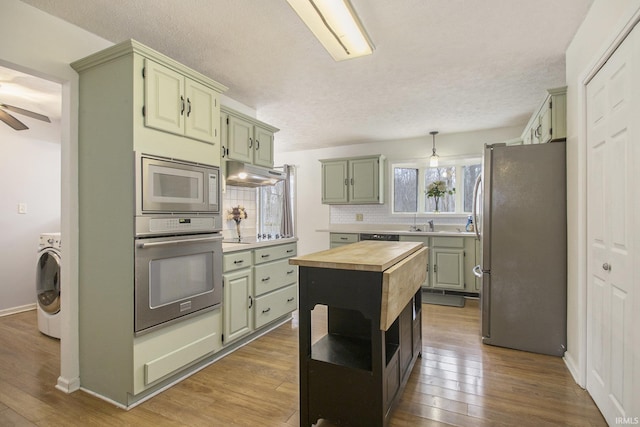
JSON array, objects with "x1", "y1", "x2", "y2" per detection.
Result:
[{"x1": 429, "y1": 131, "x2": 439, "y2": 167}]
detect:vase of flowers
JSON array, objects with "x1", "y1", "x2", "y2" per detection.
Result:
[
  {"x1": 425, "y1": 181, "x2": 455, "y2": 213},
  {"x1": 227, "y1": 205, "x2": 248, "y2": 242}
]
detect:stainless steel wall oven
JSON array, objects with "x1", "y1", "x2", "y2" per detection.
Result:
[{"x1": 134, "y1": 153, "x2": 223, "y2": 335}]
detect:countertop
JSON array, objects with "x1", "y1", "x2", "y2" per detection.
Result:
[
  {"x1": 319, "y1": 226, "x2": 476, "y2": 238},
  {"x1": 222, "y1": 237, "x2": 298, "y2": 253},
  {"x1": 289, "y1": 240, "x2": 424, "y2": 272}
]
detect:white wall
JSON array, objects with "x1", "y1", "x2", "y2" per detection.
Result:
[
  {"x1": 0, "y1": 0, "x2": 112, "y2": 392},
  {"x1": 0, "y1": 118, "x2": 61, "y2": 314},
  {"x1": 276, "y1": 126, "x2": 521, "y2": 256},
  {"x1": 564, "y1": 0, "x2": 640, "y2": 386}
]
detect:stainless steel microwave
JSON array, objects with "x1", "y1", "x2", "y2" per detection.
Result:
[{"x1": 136, "y1": 153, "x2": 220, "y2": 215}]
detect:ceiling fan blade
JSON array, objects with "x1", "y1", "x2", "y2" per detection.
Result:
[
  {"x1": 0, "y1": 103, "x2": 51, "y2": 123},
  {"x1": 0, "y1": 109, "x2": 29, "y2": 130}
]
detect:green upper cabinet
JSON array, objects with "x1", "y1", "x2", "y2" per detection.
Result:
[
  {"x1": 144, "y1": 58, "x2": 220, "y2": 144},
  {"x1": 321, "y1": 160, "x2": 349, "y2": 203},
  {"x1": 221, "y1": 106, "x2": 278, "y2": 168},
  {"x1": 521, "y1": 86, "x2": 567, "y2": 144},
  {"x1": 253, "y1": 125, "x2": 275, "y2": 168},
  {"x1": 320, "y1": 155, "x2": 385, "y2": 204}
]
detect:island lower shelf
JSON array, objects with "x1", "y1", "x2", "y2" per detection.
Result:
[{"x1": 291, "y1": 241, "x2": 427, "y2": 427}]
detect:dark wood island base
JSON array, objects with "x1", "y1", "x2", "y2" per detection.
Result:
[{"x1": 290, "y1": 241, "x2": 428, "y2": 427}]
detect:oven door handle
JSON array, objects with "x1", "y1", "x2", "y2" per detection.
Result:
[{"x1": 137, "y1": 235, "x2": 223, "y2": 248}]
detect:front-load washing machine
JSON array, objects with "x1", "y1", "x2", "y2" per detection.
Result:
[{"x1": 36, "y1": 232, "x2": 61, "y2": 338}]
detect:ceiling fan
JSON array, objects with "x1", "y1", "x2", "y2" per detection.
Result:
[{"x1": 0, "y1": 102, "x2": 51, "y2": 130}]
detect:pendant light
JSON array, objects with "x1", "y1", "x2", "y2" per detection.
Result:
[{"x1": 429, "y1": 131, "x2": 439, "y2": 167}]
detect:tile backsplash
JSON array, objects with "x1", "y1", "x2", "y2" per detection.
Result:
[
  {"x1": 330, "y1": 204, "x2": 466, "y2": 229},
  {"x1": 223, "y1": 185, "x2": 257, "y2": 239}
]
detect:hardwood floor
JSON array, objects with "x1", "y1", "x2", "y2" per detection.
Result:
[{"x1": 0, "y1": 300, "x2": 606, "y2": 426}]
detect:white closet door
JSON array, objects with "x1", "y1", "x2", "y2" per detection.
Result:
[{"x1": 586, "y1": 22, "x2": 639, "y2": 424}]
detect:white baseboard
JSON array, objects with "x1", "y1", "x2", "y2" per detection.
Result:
[
  {"x1": 56, "y1": 375, "x2": 81, "y2": 394},
  {"x1": 563, "y1": 351, "x2": 585, "y2": 388},
  {"x1": 0, "y1": 303, "x2": 36, "y2": 317}
]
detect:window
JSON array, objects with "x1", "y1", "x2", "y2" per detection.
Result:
[
  {"x1": 258, "y1": 166, "x2": 296, "y2": 237},
  {"x1": 393, "y1": 167, "x2": 418, "y2": 212},
  {"x1": 392, "y1": 158, "x2": 481, "y2": 215},
  {"x1": 424, "y1": 166, "x2": 456, "y2": 213}
]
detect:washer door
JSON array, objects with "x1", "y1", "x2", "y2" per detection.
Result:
[{"x1": 36, "y1": 250, "x2": 60, "y2": 314}]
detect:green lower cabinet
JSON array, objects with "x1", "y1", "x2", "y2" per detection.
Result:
[
  {"x1": 222, "y1": 268, "x2": 254, "y2": 344},
  {"x1": 400, "y1": 235, "x2": 479, "y2": 293},
  {"x1": 431, "y1": 248, "x2": 465, "y2": 290},
  {"x1": 329, "y1": 232, "x2": 359, "y2": 249},
  {"x1": 222, "y1": 242, "x2": 298, "y2": 346}
]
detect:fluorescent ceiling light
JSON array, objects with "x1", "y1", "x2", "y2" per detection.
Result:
[{"x1": 287, "y1": 0, "x2": 374, "y2": 61}]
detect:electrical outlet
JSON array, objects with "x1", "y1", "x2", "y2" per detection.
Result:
[
  {"x1": 355, "y1": 213, "x2": 363, "y2": 221},
  {"x1": 18, "y1": 203, "x2": 27, "y2": 214}
]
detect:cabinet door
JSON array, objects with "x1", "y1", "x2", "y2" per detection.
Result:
[
  {"x1": 223, "y1": 269, "x2": 253, "y2": 344},
  {"x1": 184, "y1": 79, "x2": 218, "y2": 144},
  {"x1": 349, "y1": 157, "x2": 380, "y2": 203},
  {"x1": 227, "y1": 115, "x2": 253, "y2": 163},
  {"x1": 144, "y1": 59, "x2": 184, "y2": 135},
  {"x1": 537, "y1": 98, "x2": 552, "y2": 143},
  {"x1": 463, "y1": 237, "x2": 478, "y2": 293},
  {"x1": 253, "y1": 125, "x2": 274, "y2": 168},
  {"x1": 321, "y1": 160, "x2": 348, "y2": 204},
  {"x1": 432, "y1": 248, "x2": 465, "y2": 290},
  {"x1": 474, "y1": 240, "x2": 481, "y2": 291}
]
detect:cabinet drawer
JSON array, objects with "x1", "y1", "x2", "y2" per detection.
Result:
[
  {"x1": 330, "y1": 233, "x2": 359, "y2": 244},
  {"x1": 254, "y1": 259, "x2": 298, "y2": 296},
  {"x1": 254, "y1": 284, "x2": 297, "y2": 328},
  {"x1": 223, "y1": 251, "x2": 252, "y2": 272},
  {"x1": 254, "y1": 243, "x2": 297, "y2": 265},
  {"x1": 431, "y1": 237, "x2": 464, "y2": 248},
  {"x1": 133, "y1": 308, "x2": 222, "y2": 394}
]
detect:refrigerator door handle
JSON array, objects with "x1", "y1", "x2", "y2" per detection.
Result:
[
  {"x1": 472, "y1": 265, "x2": 483, "y2": 278},
  {"x1": 472, "y1": 174, "x2": 482, "y2": 241}
]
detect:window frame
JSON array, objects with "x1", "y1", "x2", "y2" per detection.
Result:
[{"x1": 390, "y1": 156, "x2": 481, "y2": 217}]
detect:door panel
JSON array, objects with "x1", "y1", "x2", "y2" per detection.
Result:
[
  {"x1": 144, "y1": 59, "x2": 184, "y2": 135},
  {"x1": 185, "y1": 79, "x2": 217, "y2": 143},
  {"x1": 586, "y1": 22, "x2": 637, "y2": 424}
]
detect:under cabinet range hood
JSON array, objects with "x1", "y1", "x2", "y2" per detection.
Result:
[{"x1": 225, "y1": 161, "x2": 285, "y2": 187}]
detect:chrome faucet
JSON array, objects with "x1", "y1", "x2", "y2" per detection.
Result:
[{"x1": 427, "y1": 220, "x2": 434, "y2": 232}]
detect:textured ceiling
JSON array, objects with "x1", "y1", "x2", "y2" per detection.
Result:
[{"x1": 17, "y1": 0, "x2": 593, "y2": 152}]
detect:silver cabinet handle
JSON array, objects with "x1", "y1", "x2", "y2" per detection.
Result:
[
  {"x1": 233, "y1": 260, "x2": 244, "y2": 265},
  {"x1": 261, "y1": 276, "x2": 271, "y2": 282},
  {"x1": 602, "y1": 263, "x2": 611, "y2": 271},
  {"x1": 249, "y1": 137, "x2": 253, "y2": 148},
  {"x1": 262, "y1": 307, "x2": 271, "y2": 314},
  {"x1": 287, "y1": 297, "x2": 295, "y2": 302},
  {"x1": 255, "y1": 139, "x2": 260, "y2": 150},
  {"x1": 186, "y1": 98, "x2": 192, "y2": 116},
  {"x1": 248, "y1": 296, "x2": 253, "y2": 308},
  {"x1": 287, "y1": 269, "x2": 295, "y2": 274}
]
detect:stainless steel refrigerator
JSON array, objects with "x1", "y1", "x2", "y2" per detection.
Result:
[{"x1": 472, "y1": 142, "x2": 567, "y2": 356}]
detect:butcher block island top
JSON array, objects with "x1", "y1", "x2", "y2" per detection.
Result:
[
  {"x1": 293, "y1": 241, "x2": 428, "y2": 427},
  {"x1": 290, "y1": 241, "x2": 427, "y2": 331},
  {"x1": 289, "y1": 240, "x2": 423, "y2": 272}
]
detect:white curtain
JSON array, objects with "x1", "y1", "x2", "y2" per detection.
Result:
[{"x1": 281, "y1": 164, "x2": 295, "y2": 237}]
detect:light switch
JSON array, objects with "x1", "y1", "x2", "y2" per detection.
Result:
[
  {"x1": 355, "y1": 213, "x2": 363, "y2": 221},
  {"x1": 18, "y1": 203, "x2": 27, "y2": 214}
]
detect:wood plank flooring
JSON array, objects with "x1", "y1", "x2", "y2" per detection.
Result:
[{"x1": 0, "y1": 300, "x2": 606, "y2": 426}]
